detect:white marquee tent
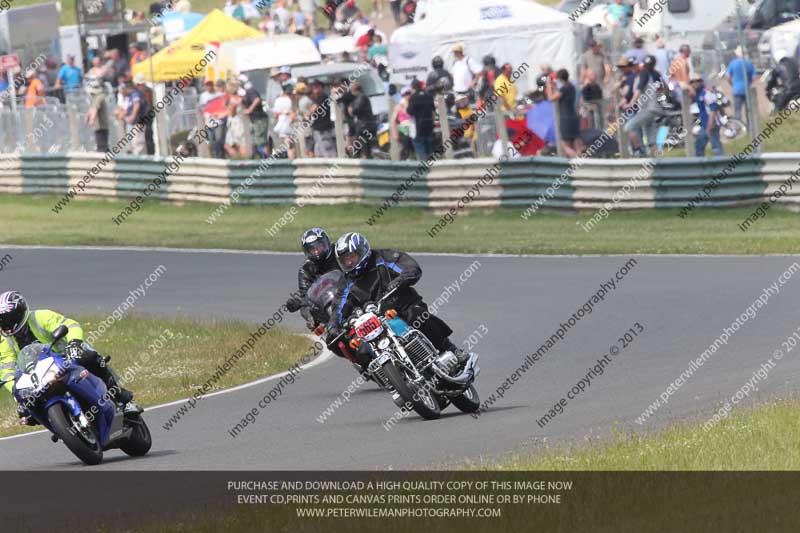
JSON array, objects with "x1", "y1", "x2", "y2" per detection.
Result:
[{"x1": 389, "y1": 0, "x2": 586, "y2": 92}]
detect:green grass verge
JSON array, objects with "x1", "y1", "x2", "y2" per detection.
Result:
[
  {"x1": 7, "y1": 193, "x2": 800, "y2": 254},
  {"x1": 473, "y1": 398, "x2": 800, "y2": 470},
  {"x1": 0, "y1": 313, "x2": 312, "y2": 437}
]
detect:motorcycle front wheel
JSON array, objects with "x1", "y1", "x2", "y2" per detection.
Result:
[
  {"x1": 47, "y1": 403, "x2": 103, "y2": 465},
  {"x1": 451, "y1": 384, "x2": 481, "y2": 413},
  {"x1": 381, "y1": 362, "x2": 441, "y2": 420}
]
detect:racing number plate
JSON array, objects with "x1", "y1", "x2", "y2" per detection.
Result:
[{"x1": 354, "y1": 313, "x2": 384, "y2": 341}]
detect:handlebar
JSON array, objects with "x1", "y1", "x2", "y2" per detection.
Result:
[{"x1": 317, "y1": 287, "x2": 400, "y2": 348}]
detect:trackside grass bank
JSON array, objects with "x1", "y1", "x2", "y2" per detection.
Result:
[
  {"x1": 475, "y1": 398, "x2": 800, "y2": 470},
  {"x1": 4, "y1": 194, "x2": 800, "y2": 254},
  {"x1": 0, "y1": 314, "x2": 311, "y2": 438}
]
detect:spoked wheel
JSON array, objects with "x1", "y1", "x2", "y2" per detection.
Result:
[
  {"x1": 47, "y1": 403, "x2": 103, "y2": 465},
  {"x1": 451, "y1": 384, "x2": 481, "y2": 413},
  {"x1": 381, "y1": 362, "x2": 441, "y2": 420}
]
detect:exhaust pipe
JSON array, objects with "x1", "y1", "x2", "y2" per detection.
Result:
[{"x1": 432, "y1": 353, "x2": 480, "y2": 386}]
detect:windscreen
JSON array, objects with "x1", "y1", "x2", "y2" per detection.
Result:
[
  {"x1": 17, "y1": 343, "x2": 47, "y2": 373},
  {"x1": 306, "y1": 271, "x2": 344, "y2": 322}
]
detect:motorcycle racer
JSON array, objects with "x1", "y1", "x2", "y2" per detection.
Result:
[
  {"x1": 326, "y1": 233, "x2": 468, "y2": 368},
  {"x1": 286, "y1": 228, "x2": 342, "y2": 330},
  {"x1": 0, "y1": 291, "x2": 134, "y2": 424}
]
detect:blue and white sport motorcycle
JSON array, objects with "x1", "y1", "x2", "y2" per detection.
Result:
[{"x1": 12, "y1": 325, "x2": 151, "y2": 465}]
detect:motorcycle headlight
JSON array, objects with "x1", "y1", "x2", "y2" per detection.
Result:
[{"x1": 41, "y1": 366, "x2": 61, "y2": 386}]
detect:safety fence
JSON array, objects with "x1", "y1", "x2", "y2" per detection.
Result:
[{"x1": 0, "y1": 152, "x2": 799, "y2": 210}]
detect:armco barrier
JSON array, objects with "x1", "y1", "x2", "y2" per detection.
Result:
[{"x1": 1, "y1": 151, "x2": 798, "y2": 210}]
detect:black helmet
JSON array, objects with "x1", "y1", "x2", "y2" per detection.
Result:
[
  {"x1": 644, "y1": 54, "x2": 656, "y2": 69},
  {"x1": 0, "y1": 290, "x2": 30, "y2": 336},
  {"x1": 432, "y1": 55, "x2": 444, "y2": 69},
  {"x1": 482, "y1": 54, "x2": 496, "y2": 67},
  {"x1": 300, "y1": 228, "x2": 332, "y2": 263},
  {"x1": 335, "y1": 232, "x2": 372, "y2": 277}
]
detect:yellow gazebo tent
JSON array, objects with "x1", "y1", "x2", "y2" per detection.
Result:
[{"x1": 133, "y1": 9, "x2": 263, "y2": 82}]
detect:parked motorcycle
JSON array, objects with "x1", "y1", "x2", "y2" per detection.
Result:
[
  {"x1": 322, "y1": 289, "x2": 481, "y2": 420},
  {"x1": 12, "y1": 326, "x2": 151, "y2": 466}
]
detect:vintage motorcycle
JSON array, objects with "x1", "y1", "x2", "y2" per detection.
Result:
[
  {"x1": 12, "y1": 325, "x2": 151, "y2": 465},
  {"x1": 321, "y1": 288, "x2": 481, "y2": 420}
]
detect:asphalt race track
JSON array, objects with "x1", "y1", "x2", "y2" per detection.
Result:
[{"x1": 1, "y1": 246, "x2": 800, "y2": 470}]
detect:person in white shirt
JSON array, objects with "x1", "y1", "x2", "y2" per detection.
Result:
[{"x1": 450, "y1": 43, "x2": 481, "y2": 97}]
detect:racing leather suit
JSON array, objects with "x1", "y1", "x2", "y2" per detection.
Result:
[
  {"x1": 0, "y1": 309, "x2": 130, "y2": 404},
  {"x1": 328, "y1": 249, "x2": 458, "y2": 368}
]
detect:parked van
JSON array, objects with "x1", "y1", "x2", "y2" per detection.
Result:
[{"x1": 632, "y1": 0, "x2": 743, "y2": 50}]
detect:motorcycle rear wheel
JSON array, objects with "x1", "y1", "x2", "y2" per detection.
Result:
[
  {"x1": 47, "y1": 403, "x2": 103, "y2": 466},
  {"x1": 451, "y1": 384, "x2": 481, "y2": 413},
  {"x1": 381, "y1": 362, "x2": 441, "y2": 420},
  {"x1": 120, "y1": 414, "x2": 152, "y2": 457}
]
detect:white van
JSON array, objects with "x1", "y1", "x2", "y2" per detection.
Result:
[{"x1": 632, "y1": 0, "x2": 744, "y2": 50}]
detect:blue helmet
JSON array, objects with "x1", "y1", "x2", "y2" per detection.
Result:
[
  {"x1": 335, "y1": 232, "x2": 372, "y2": 277},
  {"x1": 300, "y1": 228, "x2": 332, "y2": 263}
]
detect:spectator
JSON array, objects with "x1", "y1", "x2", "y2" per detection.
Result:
[
  {"x1": 24, "y1": 69, "x2": 45, "y2": 108},
  {"x1": 200, "y1": 80, "x2": 223, "y2": 158},
  {"x1": 653, "y1": 37, "x2": 675, "y2": 81},
  {"x1": 478, "y1": 55, "x2": 501, "y2": 105},
  {"x1": 337, "y1": 0, "x2": 362, "y2": 24},
  {"x1": 295, "y1": 80, "x2": 314, "y2": 157},
  {"x1": 624, "y1": 54, "x2": 664, "y2": 155},
  {"x1": 291, "y1": 4, "x2": 307, "y2": 35},
  {"x1": 389, "y1": 0, "x2": 402, "y2": 24},
  {"x1": 230, "y1": 0, "x2": 246, "y2": 21},
  {"x1": 691, "y1": 76, "x2": 723, "y2": 156},
  {"x1": 224, "y1": 81, "x2": 247, "y2": 159},
  {"x1": 580, "y1": 39, "x2": 610, "y2": 88},
  {"x1": 626, "y1": 37, "x2": 648, "y2": 66},
  {"x1": 391, "y1": 85, "x2": 414, "y2": 158},
  {"x1": 356, "y1": 28, "x2": 376, "y2": 51},
  {"x1": 726, "y1": 46, "x2": 755, "y2": 124},
  {"x1": 581, "y1": 69, "x2": 604, "y2": 129},
  {"x1": 212, "y1": 79, "x2": 229, "y2": 158},
  {"x1": 85, "y1": 79, "x2": 109, "y2": 152},
  {"x1": 348, "y1": 81, "x2": 376, "y2": 158},
  {"x1": 242, "y1": 76, "x2": 270, "y2": 157},
  {"x1": 451, "y1": 43, "x2": 481, "y2": 98},
  {"x1": 133, "y1": 73, "x2": 155, "y2": 155},
  {"x1": 122, "y1": 82, "x2": 147, "y2": 155},
  {"x1": 55, "y1": 54, "x2": 83, "y2": 95},
  {"x1": 669, "y1": 44, "x2": 691, "y2": 88},
  {"x1": 260, "y1": 12, "x2": 277, "y2": 34},
  {"x1": 272, "y1": 83, "x2": 295, "y2": 157},
  {"x1": 309, "y1": 79, "x2": 337, "y2": 157},
  {"x1": 605, "y1": 0, "x2": 629, "y2": 53},
  {"x1": 86, "y1": 56, "x2": 106, "y2": 87},
  {"x1": 426, "y1": 56, "x2": 453, "y2": 94},
  {"x1": 494, "y1": 63, "x2": 518, "y2": 111},
  {"x1": 548, "y1": 69, "x2": 583, "y2": 158},
  {"x1": 368, "y1": 34, "x2": 389, "y2": 63},
  {"x1": 407, "y1": 78, "x2": 435, "y2": 159},
  {"x1": 401, "y1": 0, "x2": 417, "y2": 24},
  {"x1": 129, "y1": 44, "x2": 147, "y2": 69}
]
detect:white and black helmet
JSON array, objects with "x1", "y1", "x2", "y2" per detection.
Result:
[
  {"x1": 335, "y1": 232, "x2": 372, "y2": 277},
  {"x1": 0, "y1": 290, "x2": 30, "y2": 336}
]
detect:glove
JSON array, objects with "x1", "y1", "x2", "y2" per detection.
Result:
[
  {"x1": 324, "y1": 325, "x2": 341, "y2": 345},
  {"x1": 305, "y1": 318, "x2": 317, "y2": 331},
  {"x1": 286, "y1": 296, "x2": 304, "y2": 313},
  {"x1": 64, "y1": 340, "x2": 85, "y2": 361}
]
